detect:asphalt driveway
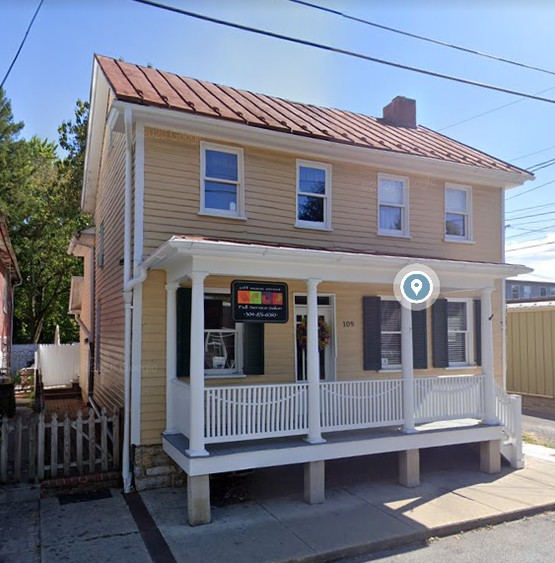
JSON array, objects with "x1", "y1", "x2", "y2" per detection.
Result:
[{"x1": 522, "y1": 395, "x2": 555, "y2": 447}]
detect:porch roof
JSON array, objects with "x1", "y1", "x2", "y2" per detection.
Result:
[{"x1": 143, "y1": 236, "x2": 531, "y2": 290}]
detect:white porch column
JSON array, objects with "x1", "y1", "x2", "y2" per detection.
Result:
[
  {"x1": 186, "y1": 272, "x2": 209, "y2": 457},
  {"x1": 401, "y1": 304, "x2": 416, "y2": 433},
  {"x1": 481, "y1": 288, "x2": 497, "y2": 425},
  {"x1": 165, "y1": 282, "x2": 179, "y2": 434},
  {"x1": 306, "y1": 278, "x2": 325, "y2": 444}
]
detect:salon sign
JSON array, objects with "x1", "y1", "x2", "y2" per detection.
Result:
[{"x1": 231, "y1": 280, "x2": 289, "y2": 323}]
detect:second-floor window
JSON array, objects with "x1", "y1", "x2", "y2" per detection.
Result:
[
  {"x1": 378, "y1": 174, "x2": 409, "y2": 237},
  {"x1": 445, "y1": 184, "x2": 472, "y2": 241},
  {"x1": 200, "y1": 142, "x2": 244, "y2": 218},
  {"x1": 296, "y1": 160, "x2": 331, "y2": 229}
]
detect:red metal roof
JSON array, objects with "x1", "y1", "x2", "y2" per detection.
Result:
[{"x1": 96, "y1": 55, "x2": 528, "y2": 177}]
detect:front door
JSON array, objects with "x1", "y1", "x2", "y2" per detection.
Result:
[{"x1": 295, "y1": 296, "x2": 335, "y2": 381}]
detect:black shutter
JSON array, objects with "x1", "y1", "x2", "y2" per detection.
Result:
[
  {"x1": 176, "y1": 288, "x2": 192, "y2": 377},
  {"x1": 363, "y1": 296, "x2": 381, "y2": 370},
  {"x1": 243, "y1": 323, "x2": 265, "y2": 375},
  {"x1": 474, "y1": 299, "x2": 482, "y2": 366},
  {"x1": 432, "y1": 298, "x2": 449, "y2": 368},
  {"x1": 412, "y1": 308, "x2": 428, "y2": 369}
]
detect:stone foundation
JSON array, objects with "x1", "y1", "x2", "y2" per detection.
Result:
[{"x1": 133, "y1": 444, "x2": 186, "y2": 491}]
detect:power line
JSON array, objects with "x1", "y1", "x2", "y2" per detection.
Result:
[
  {"x1": 506, "y1": 239, "x2": 555, "y2": 252},
  {"x1": 507, "y1": 217, "x2": 555, "y2": 228},
  {"x1": 1, "y1": 0, "x2": 44, "y2": 89},
  {"x1": 131, "y1": 0, "x2": 555, "y2": 106},
  {"x1": 506, "y1": 201, "x2": 555, "y2": 215},
  {"x1": 506, "y1": 225, "x2": 555, "y2": 240},
  {"x1": 510, "y1": 145, "x2": 555, "y2": 163},
  {"x1": 529, "y1": 158, "x2": 555, "y2": 173},
  {"x1": 507, "y1": 209, "x2": 555, "y2": 221},
  {"x1": 505, "y1": 179, "x2": 555, "y2": 201},
  {"x1": 288, "y1": 0, "x2": 555, "y2": 78},
  {"x1": 438, "y1": 86, "x2": 555, "y2": 132}
]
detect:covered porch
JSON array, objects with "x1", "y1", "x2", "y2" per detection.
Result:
[{"x1": 142, "y1": 237, "x2": 526, "y2": 524}]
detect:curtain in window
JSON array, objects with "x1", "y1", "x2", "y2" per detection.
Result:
[{"x1": 379, "y1": 206, "x2": 402, "y2": 231}]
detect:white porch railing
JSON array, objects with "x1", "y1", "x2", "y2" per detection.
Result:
[
  {"x1": 204, "y1": 383, "x2": 309, "y2": 443},
  {"x1": 415, "y1": 375, "x2": 485, "y2": 423},
  {"x1": 320, "y1": 379, "x2": 403, "y2": 431},
  {"x1": 168, "y1": 375, "x2": 491, "y2": 445},
  {"x1": 495, "y1": 385, "x2": 524, "y2": 468}
]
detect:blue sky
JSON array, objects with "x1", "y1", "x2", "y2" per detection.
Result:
[{"x1": 2, "y1": 0, "x2": 555, "y2": 267}]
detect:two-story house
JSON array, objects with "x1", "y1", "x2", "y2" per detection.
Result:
[{"x1": 71, "y1": 55, "x2": 532, "y2": 526}]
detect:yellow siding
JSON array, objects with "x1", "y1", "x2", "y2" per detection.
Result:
[
  {"x1": 140, "y1": 274, "x2": 502, "y2": 443},
  {"x1": 141, "y1": 270, "x2": 167, "y2": 444},
  {"x1": 507, "y1": 306, "x2": 555, "y2": 397},
  {"x1": 93, "y1": 130, "x2": 127, "y2": 413},
  {"x1": 143, "y1": 129, "x2": 503, "y2": 264}
]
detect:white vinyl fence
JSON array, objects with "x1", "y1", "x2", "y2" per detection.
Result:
[{"x1": 35, "y1": 344, "x2": 80, "y2": 387}]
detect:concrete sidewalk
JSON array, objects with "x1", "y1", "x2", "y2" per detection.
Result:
[{"x1": 2, "y1": 443, "x2": 555, "y2": 563}]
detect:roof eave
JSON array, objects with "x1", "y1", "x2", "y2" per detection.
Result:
[
  {"x1": 113, "y1": 100, "x2": 532, "y2": 189},
  {"x1": 82, "y1": 57, "x2": 111, "y2": 214}
]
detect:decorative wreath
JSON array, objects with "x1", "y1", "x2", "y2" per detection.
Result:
[{"x1": 296, "y1": 318, "x2": 330, "y2": 351}]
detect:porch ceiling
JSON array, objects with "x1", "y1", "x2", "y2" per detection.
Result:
[{"x1": 143, "y1": 236, "x2": 531, "y2": 290}]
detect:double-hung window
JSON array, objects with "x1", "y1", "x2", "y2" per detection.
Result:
[
  {"x1": 200, "y1": 142, "x2": 244, "y2": 218},
  {"x1": 378, "y1": 174, "x2": 409, "y2": 237},
  {"x1": 381, "y1": 300, "x2": 401, "y2": 369},
  {"x1": 445, "y1": 184, "x2": 472, "y2": 241},
  {"x1": 296, "y1": 160, "x2": 331, "y2": 229},
  {"x1": 447, "y1": 300, "x2": 472, "y2": 366}
]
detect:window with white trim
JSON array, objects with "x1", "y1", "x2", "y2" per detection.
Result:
[
  {"x1": 200, "y1": 142, "x2": 244, "y2": 218},
  {"x1": 447, "y1": 300, "x2": 472, "y2": 366},
  {"x1": 381, "y1": 299, "x2": 401, "y2": 369},
  {"x1": 378, "y1": 174, "x2": 409, "y2": 236},
  {"x1": 445, "y1": 184, "x2": 472, "y2": 241},
  {"x1": 296, "y1": 160, "x2": 331, "y2": 229}
]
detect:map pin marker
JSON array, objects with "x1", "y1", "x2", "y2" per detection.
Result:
[{"x1": 411, "y1": 279, "x2": 422, "y2": 296}]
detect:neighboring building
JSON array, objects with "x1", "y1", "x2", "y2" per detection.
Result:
[
  {"x1": 0, "y1": 212, "x2": 21, "y2": 373},
  {"x1": 71, "y1": 55, "x2": 532, "y2": 525},
  {"x1": 506, "y1": 277, "x2": 555, "y2": 301}
]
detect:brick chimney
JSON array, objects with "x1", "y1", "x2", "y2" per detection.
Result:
[{"x1": 382, "y1": 96, "x2": 417, "y2": 128}]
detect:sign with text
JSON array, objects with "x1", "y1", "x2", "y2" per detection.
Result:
[{"x1": 231, "y1": 280, "x2": 289, "y2": 323}]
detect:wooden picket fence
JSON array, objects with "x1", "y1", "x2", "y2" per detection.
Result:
[{"x1": 0, "y1": 408, "x2": 120, "y2": 484}]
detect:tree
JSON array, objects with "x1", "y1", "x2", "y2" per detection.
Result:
[{"x1": 0, "y1": 91, "x2": 91, "y2": 343}]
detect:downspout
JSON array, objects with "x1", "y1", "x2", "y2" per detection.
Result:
[
  {"x1": 10, "y1": 278, "x2": 22, "y2": 373},
  {"x1": 122, "y1": 107, "x2": 147, "y2": 493}
]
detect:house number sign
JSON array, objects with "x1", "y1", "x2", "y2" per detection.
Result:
[{"x1": 231, "y1": 280, "x2": 289, "y2": 323}]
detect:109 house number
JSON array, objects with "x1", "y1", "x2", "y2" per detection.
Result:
[{"x1": 343, "y1": 320, "x2": 355, "y2": 328}]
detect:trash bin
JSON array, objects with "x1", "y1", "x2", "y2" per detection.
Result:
[{"x1": 0, "y1": 379, "x2": 16, "y2": 418}]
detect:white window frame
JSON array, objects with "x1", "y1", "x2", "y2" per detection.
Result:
[
  {"x1": 377, "y1": 173, "x2": 409, "y2": 238},
  {"x1": 380, "y1": 297, "x2": 402, "y2": 370},
  {"x1": 445, "y1": 184, "x2": 473, "y2": 242},
  {"x1": 447, "y1": 298, "x2": 474, "y2": 367},
  {"x1": 295, "y1": 160, "x2": 332, "y2": 230},
  {"x1": 200, "y1": 142, "x2": 245, "y2": 219},
  {"x1": 204, "y1": 288, "x2": 244, "y2": 378}
]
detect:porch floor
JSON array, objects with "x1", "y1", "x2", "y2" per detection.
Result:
[{"x1": 163, "y1": 419, "x2": 502, "y2": 476}]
